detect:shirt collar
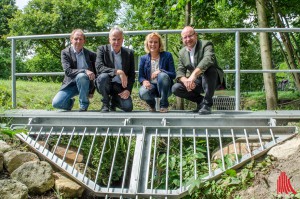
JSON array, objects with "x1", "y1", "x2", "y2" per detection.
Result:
[
  {"x1": 111, "y1": 46, "x2": 121, "y2": 55},
  {"x1": 186, "y1": 41, "x2": 197, "y2": 54},
  {"x1": 72, "y1": 46, "x2": 84, "y2": 54}
]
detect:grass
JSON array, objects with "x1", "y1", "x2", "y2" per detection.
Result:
[{"x1": 1, "y1": 79, "x2": 300, "y2": 112}]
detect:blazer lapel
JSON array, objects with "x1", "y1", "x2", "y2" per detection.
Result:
[
  {"x1": 194, "y1": 41, "x2": 202, "y2": 65},
  {"x1": 83, "y1": 48, "x2": 90, "y2": 65},
  {"x1": 70, "y1": 47, "x2": 77, "y2": 67},
  {"x1": 183, "y1": 49, "x2": 192, "y2": 67},
  {"x1": 121, "y1": 47, "x2": 126, "y2": 70},
  {"x1": 108, "y1": 44, "x2": 114, "y2": 67}
]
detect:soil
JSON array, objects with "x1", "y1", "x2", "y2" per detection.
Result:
[{"x1": 235, "y1": 134, "x2": 300, "y2": 198}]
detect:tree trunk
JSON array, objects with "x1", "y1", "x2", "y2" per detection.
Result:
[
  {"x1": 270, "y1": 0, "x2": 300, "y2": 91},
  {"x1": 256, "y1": 0, "x2": 277, "y2": 109}
]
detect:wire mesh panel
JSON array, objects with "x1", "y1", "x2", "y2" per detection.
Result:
[
  {"x1": 212, "y1": 96, "x2": 236, "y2": 110},
  {"x1": 15, "y1": 124, "x2": 297, "y2": 198}
]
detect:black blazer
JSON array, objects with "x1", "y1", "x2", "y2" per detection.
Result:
[
  {"x1": 95, "y1": 44, "x2": 135, "y2": 93},
  {"x1": 61, "y1": 46, "x2": 96, "y2": 94}
]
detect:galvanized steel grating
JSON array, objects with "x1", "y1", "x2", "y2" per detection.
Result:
[
  {"x1": 14, "y1": 124, "x2": 297, "y2": 198},
  {"x1": 212, "y1": 96, "x2": 236, "y2": 110}
]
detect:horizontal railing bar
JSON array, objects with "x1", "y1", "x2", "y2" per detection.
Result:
[
  {"x1": 14, "y1": 69, "x2": 300, "y2": 77},
  {"x1": 7, "y1": 28, "x2": 300, "y2": 40}
]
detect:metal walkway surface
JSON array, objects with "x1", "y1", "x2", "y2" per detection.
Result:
[{"x1": 4, "y1": 110, "x2": 300, "y2": 198}]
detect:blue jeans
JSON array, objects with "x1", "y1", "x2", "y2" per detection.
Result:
[
  {"x1": 139, "y1": 72, "x2": 172, "y2": 108},
  {"x1": 52, "y1": 73, "x2": 90, "y2": 110},
  {"x1": 95, "y1": 73, "x2": 133, "y2": 112}
]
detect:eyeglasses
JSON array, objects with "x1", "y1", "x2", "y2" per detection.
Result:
[{"x1": 182, "y1": 33, "x2": 195, "y2": 40}]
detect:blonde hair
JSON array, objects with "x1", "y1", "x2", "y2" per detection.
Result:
[
  {"x1": 70, "y1": 29, "x2": 86, "y2": 40},
  {"x1": 144, "y1": 32, "x2": 164, "y2": 53}
]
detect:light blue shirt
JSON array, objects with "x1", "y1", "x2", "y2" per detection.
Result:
[
  {"x1": 72, "y1": 46, "x2": 88, "y2": 70},
  {"x1": 111, "y1": 47, "x2": 122, "y2": 83}
]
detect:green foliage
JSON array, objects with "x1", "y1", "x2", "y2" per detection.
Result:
[
  {"x1": 186, "y1": 157, "x2": 277, "y2": 199},
  {"x1": 0, "y1": 0, "x2": 19, "y2": 79},
  {"x1": 7, "y1": 0, "x2": 121, "y2": 79},
  {"x1": 0, "y1": 123, "x2": 26, "y2": 138},
  {"x1": 0, "y1": 83, "x2": 12, "y2": 111}
]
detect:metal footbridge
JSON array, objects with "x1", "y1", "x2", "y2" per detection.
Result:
[{"x1": 4, "y1": 110, "x2": 299, "y2": 198}]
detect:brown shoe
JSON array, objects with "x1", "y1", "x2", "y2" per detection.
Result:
[
  {"x1": 159, "y1": 108, "x2": 168, "y2": 113},
  {"x1": 149, "y1": 107, "x2": 156, "y2": 112}
]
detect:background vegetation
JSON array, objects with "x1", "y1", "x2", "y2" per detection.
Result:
[{"x1": 1, "y1": 0, "x2": 300, "y2": 101}]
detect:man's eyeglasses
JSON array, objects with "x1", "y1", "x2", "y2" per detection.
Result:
[{"x1": 182, "y1": 33, "x2": 195, "y2": 40}]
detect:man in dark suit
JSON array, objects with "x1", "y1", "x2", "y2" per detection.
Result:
[
  {"x1": 172, "y1": 26, "x2": 224, "y2": 114},
  {"x1": 52, "y1": 29, "x2": 96, "y2": 111},
  {"x1": 95, "y1": 26, "x2": 135, "y2": 112}
]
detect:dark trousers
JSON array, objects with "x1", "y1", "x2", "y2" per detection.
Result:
[
  {"x1": 172, "y1": 66, "x2": 219, "y2": 107},
  {"x1": 95, "y1": 73, "x2": 133, "y2": 112}
]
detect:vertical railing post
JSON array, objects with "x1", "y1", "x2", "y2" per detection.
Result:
[
  {"x1": 165, "y1": 34, "x2": 168, "y2": 51},
  {"x1": 234, "y1": 31, "x2": 241, "y2": 111},
  {"x1": 11, "y1": 38, "x2": 16, "y2": 108}
]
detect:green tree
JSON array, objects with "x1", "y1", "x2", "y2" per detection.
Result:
[
  {"x1": 0, "y1": 0, "x2": 19, "y2": 79},
  {"x1": 8, "y1": 0, "x2": 121, "y2": 75}
]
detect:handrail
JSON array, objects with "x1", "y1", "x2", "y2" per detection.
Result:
[{"x1": 7, "y1": 28, "x2": 300, "y2": 110}]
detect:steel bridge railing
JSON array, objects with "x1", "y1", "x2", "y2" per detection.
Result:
[
  {"x1": 14, "y1": 124, "x2": 297, "y2": 198},
  {"x1": 7, "y1": 28, "x2": 300, "y2": 110}
]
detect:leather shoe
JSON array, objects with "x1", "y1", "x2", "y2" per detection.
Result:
[
  {"x1": 149, "y1": 106, "x2": 156, "y2": 112},
  {"x1": 110, "y1": 106, "x2": 116, "y2": 112},
  {"x1": 101, "y1": 105, "x2": 109, "y2": 112},
  {"x1": 193, "y1": 103, "x2": 202, "y2": 113},
  {"x1": 199, "y1": 105, "x2": 212, "y2": 115},
  {"x1": 160, "y1": 108, "x2": 168, "y2": 113}
]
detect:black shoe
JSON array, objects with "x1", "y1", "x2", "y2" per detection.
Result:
[
  {"x1": 199, "y1": 105, "x2": 212, "y2": 115},
  {"x1": 79, "y1": 108, "x2": 87, "y2": 112},
  {"x1": 110, "y1": 105, "x2": 116, "y2": 112},
  {"x1": 193, "y1": 103, "x2": 202, "y2": 113},
  {"x1": 101, "y1": 105, "x2": 109, "y2": 112}
]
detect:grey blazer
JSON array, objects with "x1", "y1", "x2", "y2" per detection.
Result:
[
  {"x1": 176, "y1": 40, "x2": 224, "y2": 85},
  {"x1": 61, "y1": 46, "x2": 96, "y2": 94}
]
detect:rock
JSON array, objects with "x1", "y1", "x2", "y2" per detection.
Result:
[
  {"x1": 4, "y1": 150, "x2": 39, "y2": 173},
  {"x1": 0, "y1": 179, "x2": 28, "y2": 199},
  {"x1": 0, "y1": 152, "x2": 3, "y2": 172},
  {"x1": 74, "y1": 163, "x2": 96, "y2": 180},
  {"x1": 267, "y1": 136, "x2": 300, "y2": 159},
  {"x1": 53, "y1": 172, "x2": 84, "y2": 198},
  {"x1": 212, "y1": 138, "x2": 271, "y2": 160},
  {"x1": 11, "y1": 161, "x2": 54, "y2": 194},
  {"x1": 0, "y1": 140, "x2": 12, "y2": 153},
  {"x1": 52, "y1": 144, "x2": 83, "y2": 165}
]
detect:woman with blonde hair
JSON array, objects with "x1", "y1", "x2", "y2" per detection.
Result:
[{"x1": 138, "y1": 32, "x2": 176, "y2": 112}]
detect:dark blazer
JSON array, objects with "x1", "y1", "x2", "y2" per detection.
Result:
[
  {"x1": 138, "y1": 51, "x2": 176, "y2": 84},
  {"x1": 95, "y1": 44, "x2": 135, "y2": 93},
  {"x1": 176, "y1": 40, "x2": 224, "y2": 84},
  {"x1": 61, "y1": 46, "x2": 97, "y2": 94}
]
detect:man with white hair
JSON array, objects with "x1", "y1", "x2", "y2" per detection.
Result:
[{"x1": 95, "y1": 26, "x2": 135, "y2": 112}]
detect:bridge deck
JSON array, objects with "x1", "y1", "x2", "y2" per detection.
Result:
[{"x1": 2, "y1": 109, "x2": 300, "y2": 127}]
